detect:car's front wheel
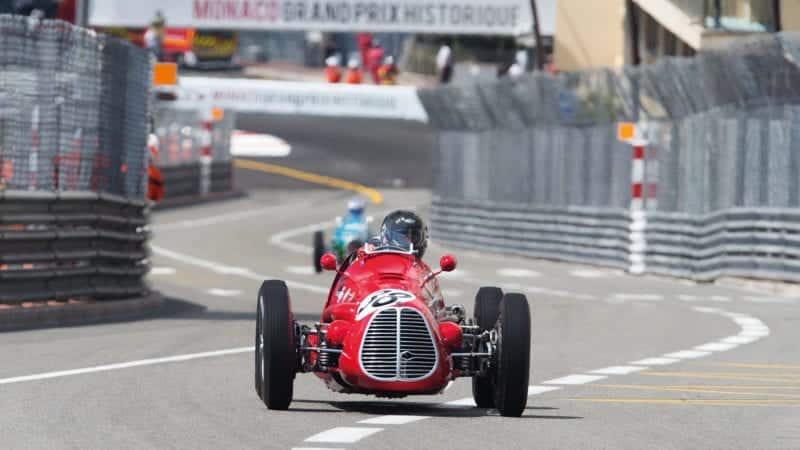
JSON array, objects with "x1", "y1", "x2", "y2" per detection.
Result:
[
  {"x1": 493, "y1": 293, "x2": 531, "y2": 417},
  {"x1": 472, "y1": 287, "x2": 503, "y2": 408},
  {"x1": 257, "y1": 280, "x2": 296, "y2": 410}
]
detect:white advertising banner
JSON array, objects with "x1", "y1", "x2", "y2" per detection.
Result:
[
  {"x1": 178, "y1": 77, "x2": 429, "y2": 122},
  {"x1": 90, "y1": 0, "x2": 533, "y2": 36}
]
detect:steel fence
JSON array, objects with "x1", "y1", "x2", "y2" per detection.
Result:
[
  {"x1": 0, "y1": 15, "x2": 151, "y2": 198},
  {"x1": 423, "y1": 32, "x2": 800, "y2": 282}
]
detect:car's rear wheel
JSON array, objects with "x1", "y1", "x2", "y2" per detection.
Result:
[
  {"x1": 472, "y1": 287, "x2": 503, "y2": 408},
  {"x1": 257, "y1": 280, "x2": 296, "y2": 410},
  {"x1": 313, "y1": 231, "x2": 325, "y2": 273},
  {"x1": 493, "y1": 293, "x2": 531, "y2": 417}
]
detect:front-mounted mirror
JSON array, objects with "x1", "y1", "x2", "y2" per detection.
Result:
[
  {"x1": 320, "y1": 253, "x2": 338, "y2": 271},
  {"x1": 439, "y1": 254, "x2": 457, "y2": 272}
]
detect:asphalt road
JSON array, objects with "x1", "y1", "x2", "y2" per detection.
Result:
[{"x1": 2, "y1": 118, "x2": 800, "y2": 450}]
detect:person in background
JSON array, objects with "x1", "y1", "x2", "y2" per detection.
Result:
[
  {"x1": 146, "y1": 133, "x2": 164, "y2": 202},
  {"x1": 377, "y1": 56, "x2": 399, "y2": 85},
  {"x1": 144, "y1": 11, "x2": 166, "y2": 61},
  {"x1": 345, "y1": 57, "x2": 363, "y2": 85},
  {"x1": 324, "y1": 54, "x2": 342, "y2": 83},
  {"x1": 436, "y1": 39, "x2": 454, "y2": 84},
  {"x1": 356, "y1": 32, "x2": 373, "y2": 71},
  {"x1": 365, "y1": 40, "x2": 384, "y2": 84}
]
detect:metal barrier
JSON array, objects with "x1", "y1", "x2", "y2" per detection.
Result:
[
  {"x1": 0, "y1": 190, "x2": 148, "y2": 303},
  {"x1": 423, "y1": 32, "x2": 800, "y2": 283}
]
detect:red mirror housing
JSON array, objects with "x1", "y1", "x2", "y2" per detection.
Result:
[
  {"x1": 439, "y1": 254, "x2": 457, "y2": 272},
  {"x1": 320, "y1": 253, "x2": 338, "y2": 271}
]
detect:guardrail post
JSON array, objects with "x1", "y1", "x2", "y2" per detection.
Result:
[{"x1": 29, "y1": 105, "x2": 39, "y2": 191}]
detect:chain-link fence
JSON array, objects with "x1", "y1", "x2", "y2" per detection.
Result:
[
  {"x1": 0, "y1": 15, "x2": 151, "y2": 199},
  {"x1": 422, "y1": 32, "x2": 800, "y2": 280},
  {"x1": 152, "y1": 106, "x2": 234, "y2": 167}
]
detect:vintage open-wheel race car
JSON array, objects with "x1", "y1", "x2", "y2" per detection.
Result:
[{"x1": 255, "y1": 241, "x2": 532, "y2": 417}]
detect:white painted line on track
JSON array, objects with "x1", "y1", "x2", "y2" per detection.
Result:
[
  {"x1": 496, "y1": 268, "x2": 541, "y2": 278},
  {"x1": 528, "y1": 385, "x2": 562, "y2": 395},
  {"x1": 444, "y1": 397, "x2": 477, "y2": 407},
  {"x1": 150, "y1": 267, "x2": 176, "y2": 276},
  {"x1": 207, "y1": 288, "x2": 243, "y2": 297},
  {"x1": 744, "y1": 297, "x2": 795, "y2": 304},
  {"x1": 678, "y1": 295, "x2": 699, "y2": 302},
  {"x1": 231, "y1": 130, "x2": 292, "y2": 157},
  {"x1": 358, "y1": 415, "x2": 429, "y2": 425},
  {"x1": 722, "y1": 335, "x2": 760, "y2": 345},
  {"x1": 695, "y1": 342, "x2": 739, "y2": 352},
  {"x1": 543, "y1": 374, "x2": 607, "y2": 385},
  {"x1": 663, "y1": 350, "x2": 711, "y2": 359},
  {"x1": 629, "y1": 357, "x2": 679, "y2": 366},
  {"x1": 612, "y1": 293, "x2": 663, "y2": 301},
  {"x1": 271, "y1": 220, "x2": 334, "y2": 255},
  {"x1": 293, "y1": 448, "x2": 345, "y2": 450},
  {"x1": 590, "y1": 366, "x2": 646, "y2": 375},
  {"x1": 153, "y1": 206, "x2": 282, "y2": 232},
  {"x1": 0, "y1": 347, "x2": 253, "y2": 385},
  {"x1": 286, "y1": 266, "x2": 316, "y2": 275},
  {"x1": 569, "y1": 268, "x2": 619, "y2": 279},
  {"x1": 304, "y1": 427, "x2": 383, "y2": 444},
  {"x1": 150, "y1": 245, "x2": 329, "y2": 295},
  {"x1": 709, "y1": 296, "x2": 731, "y2": 302}
]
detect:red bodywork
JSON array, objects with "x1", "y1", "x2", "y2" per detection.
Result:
[{"x1": 312, "y1": 249, "x2": 458, "y2": 396}]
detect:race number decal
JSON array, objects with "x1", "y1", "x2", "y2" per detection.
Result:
[{"x1": 356, "y1": 289, "x2": 414, "y2": 320}]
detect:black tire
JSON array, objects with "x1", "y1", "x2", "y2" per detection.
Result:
[
  {"x1": 255, "y1": 297, "x2": 263, "y2": 399},
  {"x1": 313, "y1": 231, "x2": 325, "y2": 273},
  {"x1": 472, "y1": 287, "x2": 503, "y2": 408},
  {"x1": 257, "y1": 280, "x2": 296, "y2": 410},
  {"x1": 494, "y1": 293, "x2": 531, "y2": 417},
  {"x1": 346, "y1": 239, "x2": 363, "y2": 255}
]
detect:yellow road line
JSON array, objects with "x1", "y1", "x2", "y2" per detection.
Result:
[
  {"x1": 593, "y1": 384, "x2": 800, "y2": 399},
  {"x1": 640, "y1": 372, "x2": 800, "y2": 383},
  {"x1": 571, "y1": 398, "x2": 800, "y2": 407},
  {"x1": 234, "y1": 159, "x2": 383, "y2": 205},
  {"x1": 714, "y1": 363, "x2": 800, "y2": 370}
]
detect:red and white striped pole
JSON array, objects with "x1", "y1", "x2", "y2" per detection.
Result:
[
  {"x1": 619, "y1": 122, "x2": 656, "y2": 275},
  {"x1": 198, "y1": 110, "x2": 216, "y2": 196}
]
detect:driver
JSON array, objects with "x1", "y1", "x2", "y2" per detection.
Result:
[
  {"x1": 346, "y1": 198, "x2": 365, "y2": 219},
  {"x1": 377, "y1": 210, "x2": 429, "y2": 258}
]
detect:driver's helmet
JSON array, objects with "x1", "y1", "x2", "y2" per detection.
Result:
[
  {"x1": 380, "y1": 210, "x2": 428, "y2": 258},
  {"x1": 347, "y1": 198, "x2": 365, "y2": 217}
]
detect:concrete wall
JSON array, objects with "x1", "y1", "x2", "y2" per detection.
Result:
[{"x1": 553, "y1": 0, "x2": 627, "y2": 71}]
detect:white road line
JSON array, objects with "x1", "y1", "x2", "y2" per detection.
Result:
[
  {"x1": 528, "y1": 385, "x2": 561, "y2": 395},
  {"x1": 612, "y1": 293, "x2": 663, "y2": 301},
  {"x1": 663, "y1": 350, "x2": 711, "y2": 359},
  {"x1": 231, "y1": 131, "x2": 292, "y2": 157},
  {"x1": 304, "y1": 427, "x2": 383, "y2": 444},
  {"x1": 358, "y1": 415, "x2": 429, "y2": 425},
  {"x1": 590, "y1": 366, "x2": 646, "y2": 375},
  {"x1": 744, "y1": 297, "x2": 795, "y2": 304},
  {"x1": 695, "y1": 342, "x2": 739, "y2": 352},
  {"x1": 709, "y1": 296, "x2": 732, "y2": 302},
  {"x1": 543, "y1": 374, "x2": 607, "y2": 385},
  {"x1": 678, "y1": 295, "x2": 699, "y2": 302},
  {"x1": 722, "y1": 335, "x2": 760, "y2": 344},
  {"x1": 629, "y1": 357, "x2": 679, "y2": 366},
  {"x1": 444, "y1": 397, "x2": 476, "y2": 407},
  {"x1": 150, "y1": 267, "x2": 176, "y2": 276},
  {"x1": 286, "y1": 266, "x2": 316, "y2": 275},
  {"x1": 496, "y1": 268, "x2": 541, "y2": 278},
  {"x1": 150, "y1": 245, "x2": 329, "y2": 295},
  {"x1": 0, "y1": 347, "x2": 253, "y2": 385},
  {"x1": 293, "y1": 448, "x2": 345, "y2": 450},
  {"x1": 271, "y1": 220, "x2": 333, "y2": 255},
  {"x1": 207, "y1": 288, "x2": 243, "y2": 297},
  {"x1": 569, "y1": 268, "x2": 619, "y2": 279},
  {"x1": 153, "y1": 206, "x2": 282, "y2": 232}
]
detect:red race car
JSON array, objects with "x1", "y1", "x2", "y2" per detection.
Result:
[{"x1": 254, "y1": 212, "x2": 532, "y2": 417}]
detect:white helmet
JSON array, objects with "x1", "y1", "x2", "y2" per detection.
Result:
[{"x1": 347, "y1": 198, "x2": 365, "y2": 215}]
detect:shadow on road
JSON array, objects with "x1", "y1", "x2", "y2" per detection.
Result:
[
  {"x1": 290, "y1": 399, "x2": 582, "y2": 420},
  {"x1": 156, "y1": 297, "x2": 319, "y2": 322}
]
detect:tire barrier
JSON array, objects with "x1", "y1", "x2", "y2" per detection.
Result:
[
  {"x1": 0, "y1": 190, "x2": 149, "y2": 304},
  {"x1": 160, "y1": 160, "x2": 234, "y2": 200}
]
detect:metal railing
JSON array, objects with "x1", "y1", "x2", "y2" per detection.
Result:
[{"x1": 423, "y1": 32, "x2": 800, "y2": 282}]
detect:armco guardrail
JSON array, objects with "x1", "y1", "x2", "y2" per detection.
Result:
[
  {"x1": 423, "y1": 33, "x2": 800, "y2": 283},
  {"x1": 644, "y1": 209, "x2": 800, "y2": 282},
  {"x1": 432, "y1": 199, "x2": 632, "y2": 270},
  {"x1": 0, "y1": 191, "x2": 148, "y2": 303}
]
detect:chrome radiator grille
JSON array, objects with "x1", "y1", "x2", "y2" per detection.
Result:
[{"x1": 360, "y1": 308, "x2": 437, "y2": 380}]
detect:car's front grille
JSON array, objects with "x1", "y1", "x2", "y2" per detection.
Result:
[{"x1": 360, "y1": 308, "x2": 437, "y2": 381}]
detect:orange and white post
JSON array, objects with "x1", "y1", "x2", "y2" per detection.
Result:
[{"x1": 618, "y1": 122, "x2": 656, "y2": 275}]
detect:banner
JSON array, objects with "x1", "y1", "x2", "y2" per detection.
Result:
[
  {"x1": 178, "y1": 77, "x2": 429, "y2": 122},
  {"x1": 90, "y1": 0, "x2": 533, "y2": 36}
]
